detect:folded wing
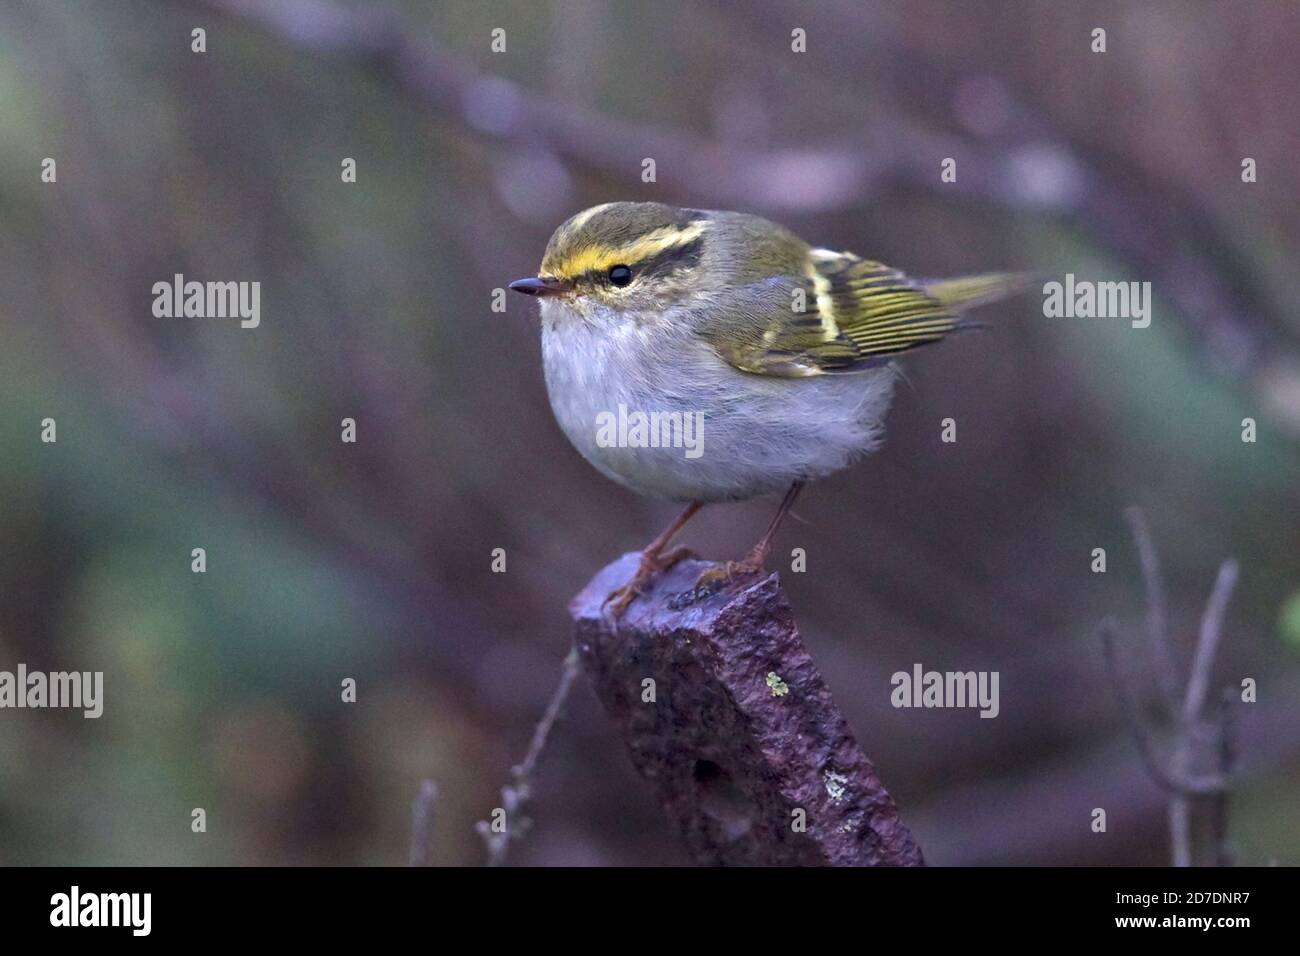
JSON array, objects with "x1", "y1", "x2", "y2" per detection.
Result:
[{"x1": 705, "y1": 250, "x2": 1029, "y2": 378}]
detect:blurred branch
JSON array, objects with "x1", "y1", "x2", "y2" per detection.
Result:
[
  {"x1": 188, "y1": 0, "x2": 1063, "y2": 213},
  {"x1": 476, "y1": 648, "x2": 581, "y2": 866},
  {"x1": 1099, "y1": 508, "x2": 1240, "y2": 866},
  {"x1": 572, "y1": 552, "x2": 924, "y2": 866},
  {"x1": 408, "y1": 779, "x2": 438, "y2": 866},
  {"x1": 194, "y1": 0, "x2": 1300, "y2": 436}
]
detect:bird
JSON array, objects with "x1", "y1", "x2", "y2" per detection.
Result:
[{"x1": 509, "y1": 201, "x2": 1029, "y2": 615}]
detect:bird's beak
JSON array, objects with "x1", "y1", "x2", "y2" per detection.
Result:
[{"x1": 508, "y1": 275, "x2": 569, "y2": 297}]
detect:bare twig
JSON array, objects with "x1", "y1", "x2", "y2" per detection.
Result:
[
  {"x1": 1169, "y1": 558, "x2": 1240, "y2": 866},
  {"x1": 1100, "y1": 509, "x2": 1240, "y2": 866},
  {"x1": 476, "y1": 648, "x2": 581, "y2": 866},
  {"x1": 408, "y1": 779, "x2": 438, "y2": 867},
  {"x1": 1122, "y1": 507, "x2": 1178, "y2": 709},
  {"x1": 1098, "y1": 619, "x2": 1223, "y2": 796},
  {"x1": 1214, "y1": 687, "x2": 1238, "y2": 867},
  {"x1": 1187, "y1": 560, "x2": 1240, "y2": 724},
  {"x1": 515, "y1": 648, "x2": 582, "y2": 784}
]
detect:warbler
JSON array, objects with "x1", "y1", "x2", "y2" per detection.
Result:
[{"x1": 510, "y1": 201, "x2": 1028, "y2": 614}]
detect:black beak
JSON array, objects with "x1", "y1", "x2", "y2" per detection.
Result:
[{"x1": 508, "y1": 276, "x2": 568, "y2": 297}]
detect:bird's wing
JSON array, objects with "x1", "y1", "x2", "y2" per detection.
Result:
[{"x1": 702, "y1": 250, "x2": 1027, "y2": 378}]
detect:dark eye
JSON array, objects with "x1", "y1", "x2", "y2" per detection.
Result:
[{"x1": 607, "y1": 264, "x2": 633, "y2": 287}]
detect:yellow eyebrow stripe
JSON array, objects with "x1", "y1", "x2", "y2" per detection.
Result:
[{"x1": 550, "y1": 220, "x2": 707, "y2": 278}]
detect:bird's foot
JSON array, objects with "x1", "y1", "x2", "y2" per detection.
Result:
[
  {"x1": 691, "y1": 554, "x2": 767, "y2": 594},
  {"x1": 602, "y1": 546, "x2": 693, "y2": 620}
]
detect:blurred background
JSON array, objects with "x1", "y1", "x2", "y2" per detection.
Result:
[{"x1": 1, "y1": 0, "x2": 1298, "y2": 865}]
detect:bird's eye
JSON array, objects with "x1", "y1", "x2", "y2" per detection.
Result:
[{"x1": 607, "y1": 264, "x2": 633, "y2": 287}]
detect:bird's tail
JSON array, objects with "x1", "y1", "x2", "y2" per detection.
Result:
[{"x1": 923, "y1": 272, "x2": 1037, "y2": 313}]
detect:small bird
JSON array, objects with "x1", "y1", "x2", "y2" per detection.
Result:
[{"x1": 510, "y1": 202, "x2": 1028, "y2": 615}]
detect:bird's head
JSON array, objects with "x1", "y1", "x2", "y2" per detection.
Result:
[{"x1": 509, "y1": 202, "x2": 714, "y2": 318}]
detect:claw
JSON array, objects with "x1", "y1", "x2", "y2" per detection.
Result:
[
  {"x1": 692, "y1": 558, "x2": 765, "y2": 593},
  {"x1": 602, "y1": 582, "x2": 641, "y2": 620},
  {"x1": 602, "y1": 545, "x2": 693, "y2": 620}
]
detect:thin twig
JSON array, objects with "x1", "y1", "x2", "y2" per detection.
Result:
[
  {"x1": 1122, "y1": 507, "x2": 1178, "y2": 709},
  {"x1": 1185, "y1": 560, "x2": 1240, "y2": 724},
  {"x1": 1170, "y1": 558, "x2": 1239, "y2": 866},
  {"x1": 408, "y1": 779, "x2": 438, "y2": 866},
  {"x1": 1102, "y1": 511, "x2": 1239, "y2": 866},
  {"x1": 1214, "y1": 687, "x2": 1237, "y2": 867},
  {"x1": 1098, "y1": 619, "x2": 1222, "y2": 796},
  {"x1": 476, "y1": 648, "x2": 581, "y2": 866}
]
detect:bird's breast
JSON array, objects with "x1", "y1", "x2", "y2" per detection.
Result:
[{"x1": 538, "y1": 303, "x2": 896, "y2": 501}]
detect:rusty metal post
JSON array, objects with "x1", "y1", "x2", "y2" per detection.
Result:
[{"x1": 571, "y1": 553, "x2": 923, "y2": 866}]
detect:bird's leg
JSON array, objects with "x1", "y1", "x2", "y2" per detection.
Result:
[
  {"x1": 604, "y1": 500, "x2": 704, "y2": 617},
  {"x1": 695, "y1": 481, "x2": 804, "y2": 589}
]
